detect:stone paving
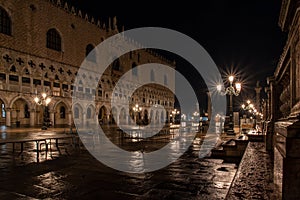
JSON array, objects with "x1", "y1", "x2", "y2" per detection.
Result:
[
  {"x1": 226, "y1": 142, "x2": 276, "y2": 200},
  {"x1": 0, "y1": 126, "x2": 239, "y2": 199}
]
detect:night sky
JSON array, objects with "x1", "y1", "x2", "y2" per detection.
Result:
[{"x1": 66, "y1": 0, "x2": 287, "y2": 112}]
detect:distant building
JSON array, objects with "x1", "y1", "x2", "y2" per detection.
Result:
[{"x1": 0, "y1": 0, "x2": 175, "y2": 127}]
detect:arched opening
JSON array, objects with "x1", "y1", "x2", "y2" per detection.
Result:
[
  {"x1": 86, "y1": 105, "x2": 95, "y2": 126},
  {"x1": 166, "y1": 111, "x2": 169, "y2": 123},
  {"x1": 98, "y1": 106, "x2": 107, "y2": 125},
  {"x1": 12, "y1": 98, "x2": 30, "y2": 127},
  {"x1": 54, "y1": 102, "x2": 68, "y2": 127},
  {"x1": 143, "y1": 109, "x2": 149, "y2": 125},
  {"x1": 150, "y1": 110, "x2": 154, "y2": 124},
  {"x1": 73, "y1": 104, "x2": 83, "y2": 127},
  {"x1": 111, "y1": 107, "x2": 118, "y2": 124},
  {"x1": 119, "y1": 108, "x2": 126, "y2": 125},
  {"x1": 87, "y1": 107, "x2": 92, "y2": 119},
  {"x1": 0, "y1": 98, "x2": 6, "y2": 125},
  {"x1": 155, "y1": 110, "x2": 159, "y2": 124},
  {"x1": 160, "y1": 110, "x2": 165, "y2": 123}
]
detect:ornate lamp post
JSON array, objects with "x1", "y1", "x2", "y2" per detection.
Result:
[
  {"x1": 133, "y1": 104, "x2": 142, "y2": 128},
  {"x1": 217, "y1": 75, "x2": 241, "y2": 135},
  {"x1": 34, "y1": 92, "x2": 51, "y2": 130}
]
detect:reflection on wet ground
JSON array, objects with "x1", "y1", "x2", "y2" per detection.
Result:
[{"x1": 0, "y1": 127, "x2": 237, "y2": 199}]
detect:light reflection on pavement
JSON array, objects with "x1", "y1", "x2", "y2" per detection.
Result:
[{"x1": 0, "y1": 126, "x2": 237, "y2": 200}]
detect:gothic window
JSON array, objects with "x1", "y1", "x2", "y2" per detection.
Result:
[
  {"x1": 46, "y1": 28, "x2": 62, "y2": 51},
  {"x1": 24, "y1": 104, "x2": 30, "y2": 118},
  {"x1": 60, "y1": 106, "x2": 66, "y2": 119},
  {"x1": 86, "y1": 44, "x2": 96, "y2": 62},
  {"x1": 55, "y1": 74, "x2": 59, "y2": 80},
  {"x1": 24, "y1": 68, "x2": 30, "y2": 75},
  {"x1": 87, "y1": 107, "x2": 92, "y2": 119},
  {"x1": 10, "y1": 65, "x2": 16, "y2": 72},
  {"x1": 74, "y1": 107, "x2": 79, "y2": 119},
  {"x1": 0, "y1": 7, "x2": 11, "y2": 35}
]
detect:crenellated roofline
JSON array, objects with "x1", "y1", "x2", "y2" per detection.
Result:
[{"x1": 45, "y1": 0, "x2": 175, "y2": 67}]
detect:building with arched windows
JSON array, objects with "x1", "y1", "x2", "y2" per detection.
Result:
[{"x1": 0, "y1": 0, "x2": 175, "y2": 127}]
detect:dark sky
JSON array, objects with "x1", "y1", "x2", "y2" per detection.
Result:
[{"x1": 67, "y1": 0, "x2": 287, "y2": 111}]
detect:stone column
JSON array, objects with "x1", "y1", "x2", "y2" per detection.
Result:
[
  {"x1": 255, "y1": 81, "x2": 262, "y2": 111},
  {"x1": 83, "y1": 112, "x2": 86, "y2": 127},
  {"x1": 5, "y1": 108, "x2": 11, "y2": 127},
  {"x1": 50, "y1": 111, "x2": 55, "y2": 126},
  {"x1": 30, "y1": 109, "x2": 35, "y2": 126},
  {"x1": 274, "y1": 120, "x2": 300, "y2": 199},
  {"x1": 68, "y1": 111, "x2": 72, "y2": 126},
  {"x1": 265, "y1": 77, "x2": 276, "y2": 152}
]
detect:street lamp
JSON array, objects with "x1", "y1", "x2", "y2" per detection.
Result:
[
  {"x1": 241, "y1": 100, "x2": 254, "y2": 113},
  {"x1": 217, "y1": 75, "x2": 241, "y2": 135},
  {"x1": 132, "y1": 104, "x2": 142, "y2": 128},
  {"x1": 241, "y1": 100, "x2": 264, "y2": 131},
  {"x1": 34, "y1": 91, "x2": 52, "y2": 130},
  {"x1": 171, "y1": 109, "x2": 180, "y2": 124}
]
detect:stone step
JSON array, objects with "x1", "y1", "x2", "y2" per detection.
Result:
[{"x1": 210, "y1": 135, "x2": 249, "y2": 160}]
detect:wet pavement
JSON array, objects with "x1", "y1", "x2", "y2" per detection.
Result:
[
  {"x1": 0, "y1": 126, "x2": 238, "y2": 199},
  {"x1": 226, "y1": 142, "x2": 276, "y2": 200}
]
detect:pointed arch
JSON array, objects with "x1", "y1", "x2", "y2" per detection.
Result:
[
  {"x1": 73, "y1": 103, "x2": 83, "y2": 119},
  {"x1": 98, "y1": 105, "x2": 108, "y2": 124},
  {"x1": 86, "y1": 104, "x2": 95, "y2": 119},
  {"x1": 10, "y1": 97, "x2": 31, "y2": 126},
  {"x1": 119, "y1": 107, "x2": 126, "y2": 125}
]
